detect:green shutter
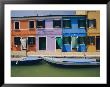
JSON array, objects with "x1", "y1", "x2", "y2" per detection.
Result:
[{"x1": 56, "y1": 37, "x2": 62, "y2": 48}]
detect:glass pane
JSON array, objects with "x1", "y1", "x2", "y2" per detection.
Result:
[
  {"x1": 88, "y1": 19, "x2": 96, "y2": 28},
  {"x1": 15, "y1": 22, "x2": 19, "y2": 29},
  {"x1": 14, "y1": 37, "x2": 21, "y2": 45},
  {"x1": 37, "y1": 20, "x2": 45, "y2": 28},
  {"x1": 78, "y1": 37, "x2": 86, "y2": 44},
  {"x1": 63, "y1": 37, "x2": 71, "y2": 44},
  {"x1": 29, "y1": 21, "x2": 34, "y2": 28},
  {"x1": 78, "y1": 20, "x2": 86, "y2": 28},
  {"x1": 53, "y1": 20, "x2": 61, "y2": 28},
  {"x1": 63, "y1": 20, "x2": 71, "y2": 28},
  {"x1": 28, "y1": 37, "x2": 35, "y2": 45}
]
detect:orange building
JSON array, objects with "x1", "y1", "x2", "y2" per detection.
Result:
[{"x1": 11, "y1": 17, "x2": 36, "y2": 51}]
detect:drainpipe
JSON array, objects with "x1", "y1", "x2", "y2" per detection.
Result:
[{"x1": 26, "y1": 38, "x2": 28, "y2": 57}]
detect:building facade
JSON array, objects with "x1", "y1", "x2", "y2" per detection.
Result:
[
  {"x1": 87, "y1": 11, "x2": 100, "y2": 52},
  {"x1": 62, "y1": 15, "x2": 87, "y2": 52},
  {"x1": 76, "y1": 11, "x2": 100, "y2": 52},
  {"x1": 36, "y1": 16, "x2": 62, "y2": 52},
  {"x1": 11, "y1": 11, "x2": 100, "y2": 52},
  {"x1": 11, "y1": 17, "x2": 36, "y2": 51}
]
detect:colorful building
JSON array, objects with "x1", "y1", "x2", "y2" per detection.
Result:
[
  {"x1": 62, "y1": 15, "x2": 87, "y2": 52},
  {"x1": 87, "y1": 11, "x2": 100, "y2": 52},
  {"x1": 36, "y1": 16, "x2": 62, "y2": 52},
  {"x1": 11, "y1": 11, "x2": 100, "y2": 53},
  {"x1": 11, "y1": 17, "x2": 36, "y2": 51},
  {"x1": 76, "y1": 11, "x2": 100, "y2": 52}
]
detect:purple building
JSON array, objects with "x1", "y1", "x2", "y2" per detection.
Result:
[{"x1": 36, "y1": 16, "x2": 62, "y2": 52}]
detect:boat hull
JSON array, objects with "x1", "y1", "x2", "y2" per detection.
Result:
[
  {"x1": 43, "y1": 57, "x2": 100, "y2": 66},
  {"x1": 11, "y1": 56, "x2": 43, "y2": 65}
]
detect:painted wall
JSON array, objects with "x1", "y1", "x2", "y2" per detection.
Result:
[
  {"x1": 36, "y1": 17, "x2": 62, "y2": 52},
  {"x1": 87, "y1": 11, "x2": 100, "y2": 52},
  {"x1": 62, "y1": 16, "x2": 86, "y2": 36},
  {"x1": 11, "y1": 17, "x2": 36, "y2": 51},
  {"x1": 36, "y1": 29, "x2": 62, "y2": 52},
  {"x1": 62, "y1": 16, "x2": 87, "y2": 52}
]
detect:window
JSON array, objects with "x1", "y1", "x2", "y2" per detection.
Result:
[
  {"x1": 28, "y1": 37, "x2": 35, "y2": 45},
  {"x1": 14, "y1": 37, "x2": 21, "y2": 45},
  {"x1": 37, "y1": 20, "x2": 45, "y2": 28},
  {"x1": 63, "y1": 20, "x2": 71, "y2": 28},
  {"x1": 53, "y1": 20, "x2": 61, "y2": 28},
  {"x1": 88, "y1": 19, "x2": 96, "y2": 28},
  {"x1": 15, "y1": 21, "x2": 19, "y2": 29},
  {"x1": 63, "y1": 37, "x2": 71, "y2": 44},
  {"x1": 87, "y1": 36, "x2": 95, "y2": 45},
  {"x1": 29, "y1": 21, "x2": 34, "y2": 28},
  {"x1": 78, "y1": 37, "x2": 86, "y2": 44},
  {"x1": 78, "y1": 20, "x2": 86, "y2": 28}
]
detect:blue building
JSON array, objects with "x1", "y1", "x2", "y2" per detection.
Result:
[{"x1": 62, "y1": 15, "x2": 87, "y2": 52}]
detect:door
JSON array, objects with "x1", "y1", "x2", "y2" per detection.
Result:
[
  {"x1": 56, "y1": 37, "x2": 62, "y2": 49},
  {"x1": 39, "y1": 37, "x2": 46, "y2": 50},
  {"x1": 20, "y1": 37, "x2": 27, "y2": 50},
  {"x1": 96, "y1": 36, "x2": 100, "y2": 50},
  {"x1": 72, "y1": 37, "x2": 78, "y2": 51}
]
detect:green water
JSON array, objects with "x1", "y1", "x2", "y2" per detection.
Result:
[{"x1": 11, "y1": 61, "x2": 100, "y2": 77}]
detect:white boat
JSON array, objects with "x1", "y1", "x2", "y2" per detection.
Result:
[{"x1": 43, "y1": 56, "x2": 100, "y2": 66}]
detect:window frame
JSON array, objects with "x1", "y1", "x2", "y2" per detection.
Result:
[
  {"x1": 28, "y1": 36, "x2": 36, "y2": 45},
  {"x1": 63, "y1": 19, "x2": 71, "y2": 29},
  {"x1": 78, "y1": 37, "x2": 86, "y2": 44},
  {"x1": 87, "y1": 36, "x2": 95, "y2": 45},
  {"x1": 78, "y1": 19, "x2": 86, "y2": 28},
  {"x1": 88, "y1": 19, "x2": 96, "y2": 29},
  {"x1": 14, "y1": 21, "x2": 20, "y2": 30},
  {"x1": 63, "y1": 36, "x2": 71, "y2": 44},
  {"x1": 29, "y1": 20, "x2": 35, "y2": 29},
  {"x1": 37, "y1": 20, "x2": 45, "y2": 28},
  {"x1": 14, "y1": 37, "x2": 21, "y2": 45},
  {"x1": 53, "y1": 19, "x2": 61, "y2": 28}
]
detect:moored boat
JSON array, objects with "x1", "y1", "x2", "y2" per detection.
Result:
[
  {"x1": 11, "y1": 56, "x2": 43, "y2": 65},
  {"x1": 43, "y1": 56, "x2": 100, "y2": 66}
]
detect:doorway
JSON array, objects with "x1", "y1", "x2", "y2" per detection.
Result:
[
  {"x1": 96, "y1": 36, "x2": 100, "y2": 50},
  {"x1": 20, "y1": 37, "x2": 27, "y2": 50},
  {"x1": 39, "y1": 37, "x2": 46, "y2": 50},
  {"x1": 56, "y1": 37, "x2": 62, "y2": 49}
]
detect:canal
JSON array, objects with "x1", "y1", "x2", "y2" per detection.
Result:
[{"x1": 11, "y1": 61, "x2": 100, "y2": 77}]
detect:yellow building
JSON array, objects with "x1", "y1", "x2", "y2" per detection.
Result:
[{"x1": 87, "y1": 11, "x2": 100, "y2": 52}]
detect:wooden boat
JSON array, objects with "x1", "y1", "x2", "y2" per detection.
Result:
[
  {"x1": 43, "y1": 56, "x2": 100, "y2": 66},
  {"x1": 11, "y1": 56, "x2": 43, "y2": 65}
]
